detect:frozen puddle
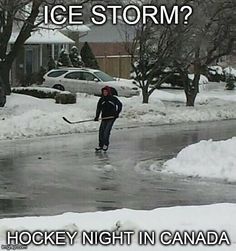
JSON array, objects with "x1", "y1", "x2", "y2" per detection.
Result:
[{"x1": 134, "y1": 159, "x2": 166, "y2": 175}]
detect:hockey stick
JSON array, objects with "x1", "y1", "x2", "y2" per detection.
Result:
[{"x1": 62, "y1": 116, "x2": 114, "y2": 124}]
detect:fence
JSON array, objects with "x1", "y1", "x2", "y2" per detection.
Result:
[{"x1": 96, "y1": 55, "x2": 132, "y2": 79}]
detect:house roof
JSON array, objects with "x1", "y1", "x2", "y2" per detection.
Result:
[
  {"x1": 79, "y1": 22, "x2": 135, "y2": 43},
  {"x1": 9, "y1": 29, "x2": 75, "y2": 44},
  {"x1": 43, "y1": 24, "x2": 90, "y2": 33},
  {"x1": 62, "y1": 25, "x2": 90, "y2": 32}
]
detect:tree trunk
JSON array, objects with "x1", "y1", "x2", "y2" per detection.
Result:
[
  {"x1": 142, "y1": 88, "x2": 149, "y2": 103},
  {"x1": 0, "y1": 79, "x2": 6, "y2": 107},
  {"x1": 0, "y1": 63, "x2": 11, "y2": 96},
  {"x1": 185, "y1": 91, "x2": 197, "y2": 106},
  {"x1": 184, "y1": 73, "x2": 200, "y2": 107},
  {"x1": 184, "y1": 48, "x2": 202, "y2": 107}
]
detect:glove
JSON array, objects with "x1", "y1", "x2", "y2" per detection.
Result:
[{"x1": 94, "y1": 117, "x2": 99, "y2": 121}]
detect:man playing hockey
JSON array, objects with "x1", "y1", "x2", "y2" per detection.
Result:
[{"x1": 94, "y1": 86, "x2": 122, "y2": 152}]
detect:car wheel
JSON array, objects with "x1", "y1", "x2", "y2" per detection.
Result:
[{"x1": 53, "y1": 84, "x2": 65, "y2": 91}]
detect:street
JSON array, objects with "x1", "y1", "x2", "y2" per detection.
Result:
[{"x1": 0, "y1": 119, "x2": 236, "y2": 218}]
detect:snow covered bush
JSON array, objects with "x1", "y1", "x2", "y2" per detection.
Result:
[
  {"x1": 224, "y1": 67, "x2": 236, "y2": 80},
  {"x1": 55, "y1": 92, "x2": 76, "y2": 104},
  {"x1": 69, "y1": 46, "x2": 84, "y2": 68},
  {"x1": 207, "y1": 66, "x2": 225, "y2": 82},
  {"x1": 225, "y1": 75, "x2": 235, "y2": 90},
  {"x1": 225, "y1": 67, "x2": 236, "y2": 90},
  {"x1": 12, "y1": 87, "x2": 61, "y2": 99},
  {"x1": 57, "y1": 49, "x2": 72, "y2": 67},
  {"x1": 12, "y1": 87, "x2": 76, "y2": 104}
]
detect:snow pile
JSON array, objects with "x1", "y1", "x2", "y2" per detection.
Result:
[
  {"x1": 0, "y1": 204, "x2": 236, "y2": 250},
  {"x1": 162, "y1": 137, "x2": 236, "y2": 182}
]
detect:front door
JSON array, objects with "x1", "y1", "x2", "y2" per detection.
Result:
[
  {"x1": 25, "y1": 45, "x2": 39, "y2": 76},
  {"x1": 25, "y1": 48, "x2": 33, "y2": 75}
]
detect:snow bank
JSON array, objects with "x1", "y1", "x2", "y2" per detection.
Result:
[
  {"x1": 0, "y1": 204, "x2": 236, "y2": 250},
  {"x1": 0, "y1": 83, "x2": 236, "y2": 141},
  {"x1": 162, "y1": 137, "x2": 236, "y2": 182},
  {"x1": 0, "y1": 93, "x2": 99, "y2": 140}
]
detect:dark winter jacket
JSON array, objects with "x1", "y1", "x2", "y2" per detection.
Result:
[{"x1": 95, "y1": 87, "x2": 122, "y2": 119}]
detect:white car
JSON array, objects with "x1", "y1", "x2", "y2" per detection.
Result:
[{"x1": 42, "y1": 68, "x2": 139, "y2": 97}]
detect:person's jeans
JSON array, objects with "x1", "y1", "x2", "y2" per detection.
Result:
[{"x1": 99, "y1": 119, "x2": 115, "y2": 147}]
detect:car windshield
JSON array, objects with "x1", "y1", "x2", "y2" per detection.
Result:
[{"x1": 94, "y1": 71, "x2": 114, "y2": 82}]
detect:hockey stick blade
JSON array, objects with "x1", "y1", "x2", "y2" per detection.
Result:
[
  {"x1": 62, "y1": 117, "x2": 95, "y2": 124},
  {"x1": 62, "y1": 117, "x2": 73, "y2": 124}
]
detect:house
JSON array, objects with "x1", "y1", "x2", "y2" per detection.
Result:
[
  {"x1": 9, "y1": 25, "x2": 90, "y2": 86},
  {"x1": 79, "y1": 21, "x2": 136, "y2": 79},
  {"x1": 218, "y1": 53, "x2": 236, "y2": 68}
]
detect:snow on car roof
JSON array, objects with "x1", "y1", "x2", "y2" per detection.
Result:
[{"x1": 52, "y1": 68, "x2": 100, "y2": 73}]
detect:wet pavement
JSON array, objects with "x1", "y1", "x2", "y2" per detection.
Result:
[{"x1": 0, "y1": 120, "x2": 236, "y2": 218}]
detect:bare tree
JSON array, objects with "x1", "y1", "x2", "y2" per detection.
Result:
[
  {"x1": 127, "y1": 22, "x2": 181, "y2": 103},
  {"x1": 125, "y1": 0, "x2": 235, "y2": 105},
  {"x1": 1, "y1": 0, "x2": 43, "y2": 97},
  {"x1": 173, "y1": 0, "x2": 236, "y2": 106},
  {"x1": 124, "y1": 0, "x2": 191, "y2": 103}
]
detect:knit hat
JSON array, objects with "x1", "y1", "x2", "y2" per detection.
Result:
[{"x1": 101, "y1": 86, "x2": 112, "y2": 96}]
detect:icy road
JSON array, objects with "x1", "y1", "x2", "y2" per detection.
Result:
[{"x1": 0, "y1": 120, "x2": 236, "y2": 218}]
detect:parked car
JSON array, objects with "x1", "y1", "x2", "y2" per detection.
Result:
[{"x1": 42, "y1": 68, "x2": 139, "y2": 97}]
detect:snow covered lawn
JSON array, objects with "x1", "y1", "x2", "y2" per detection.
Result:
[
  {"x1": 0, "y1": 83, "x2": 235, "y2": 140},
  {"x1": 0, "y1": 203, "x2": 236, "y2": 250}
]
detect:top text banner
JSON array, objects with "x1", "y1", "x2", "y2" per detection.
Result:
[{"x1": 44, "y1": 5, "x2": 193, "y2": 26}]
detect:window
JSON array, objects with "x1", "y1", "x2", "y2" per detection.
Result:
[
  {"x1": 94, "y1": 71, "x2": 114, "y2": 82},
  {"x1": 64, "y1": 72, "x2": 83, "y2": 80},
  {"x1": 83, "y1": 72, "x2": 97, "y2": 81},
  {"x1": 65, "y1": 72, "x2": 97, "y2": 81},
  {"x1": 48, "y1": 70, "x2": 68, "y2": 78}
]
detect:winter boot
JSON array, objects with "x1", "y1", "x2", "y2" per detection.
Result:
[
  {"x1": 95, "y1": 146, "x2": 102, "y2": 152},
  {"x1": 103, "y1": 145, "x2": 109, "y2": 152}
]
